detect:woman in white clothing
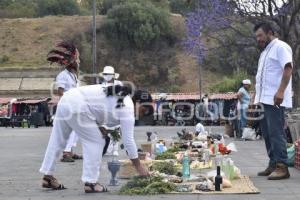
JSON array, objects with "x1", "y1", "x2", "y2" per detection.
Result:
[{"x1": 39, "y1": 85, "x2": 149, "y2": 193}]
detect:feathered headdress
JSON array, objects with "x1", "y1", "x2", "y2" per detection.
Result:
[{"x1": 47, "y1": 42, "x2": 78, "y2": 67}]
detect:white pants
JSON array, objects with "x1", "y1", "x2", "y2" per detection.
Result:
[
  {"x1": 40, "y1": 106, "x2": 105, "y2": 183},
  {"x1": 64, "y1": 131, "x2": 79, "y2": 152}
]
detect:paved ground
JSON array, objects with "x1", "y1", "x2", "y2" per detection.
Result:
[{"x1": 0, "y1": 126, "x2": 299, "y2": 200}]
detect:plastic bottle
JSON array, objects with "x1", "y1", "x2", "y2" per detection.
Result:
[
  {"x1": 214, "y1": 142, "x2": 219, "y2": 155},
  {"x1": 223, "y1": 157, "x2": 230, "y2": 179},
  {"x1": 182, "y1": 151, "x2": 190, "y2": 179},
  {"x1": 220, "y1": 136, "x2": 225, "y2": 145},
  {"x1": 229, "y1": 160, "x2": 235, "y2": 180}
]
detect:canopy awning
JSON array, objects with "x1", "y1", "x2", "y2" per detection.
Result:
[
  {"x1": 0, "y1": 98, "x2": 15, "y2": 104},
  {"x1": 14, "y1": 98, "x2": 49, "y2": 104},
  {"x1": 152, "y1": 93, "x2": 201, "y2": 101},
  {"x1": 209, "y1": 93, "x2": 238, "y2": 100}
]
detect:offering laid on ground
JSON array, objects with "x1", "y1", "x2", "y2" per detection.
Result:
[
  {"x1": 150, "y1": 161, "x2": 178, "y2": 175},
  {"x1": 117, "y1": 130, "x2": 258, "y2": 195},
  {"x1": 119, "y1": 176, "x2": 176, "y2": 195},
  {"x1": 155, "y1": 151, "x2": 176, "y2": 160}
]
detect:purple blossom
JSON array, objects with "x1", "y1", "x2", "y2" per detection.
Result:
[{"x1": 183, "y1": 0, "x2": 234, "y2": 64}]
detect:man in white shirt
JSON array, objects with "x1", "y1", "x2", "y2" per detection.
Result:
[
  {"x1": 48, "y1": 42, "x2": 82, "y2": 162},
  {"x1": 39, "y1": 85, "x2": 149, "y2": 193},
  {"x1": 254, "y1": 22, "x2": 293, "y2": 180}
]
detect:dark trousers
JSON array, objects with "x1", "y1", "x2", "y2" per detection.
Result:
[
  {"x1": 260, "y1": 104, "x2": 288, "y2": 166},
  {"x1": 102, "y1": 137, "x2": 111, "y2": 156}
]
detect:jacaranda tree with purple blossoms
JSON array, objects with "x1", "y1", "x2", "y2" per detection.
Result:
[{"x1": 184, "y1": 0, "x2": 235, "y2": 64}]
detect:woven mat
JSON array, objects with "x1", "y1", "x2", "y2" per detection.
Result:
[{"x1": 170, "y1": 176, "x2": 260, "y2": 195}]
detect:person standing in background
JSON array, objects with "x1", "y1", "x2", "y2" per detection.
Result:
[
  {"x1": 99, "y1": 66, "x2": 123, "y2": 156},
  {"x1": 237, "y1": 79, "x2": 252, "y2": 138}
]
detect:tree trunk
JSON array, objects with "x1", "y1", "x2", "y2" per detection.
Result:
[
  {"x1": 293, "y1": 77, "x2": 300, "y2": 107},
  {"x1": 293, "y1": 53, "x2": 300, "y2": 107}
]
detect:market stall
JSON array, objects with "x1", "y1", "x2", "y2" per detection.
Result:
[
  {"x1": 152, "y1": 92, "x2": 243, "y2": 127},
  {"x1": 0, "y1": 98, "x2": 16, "y2": 127},
  {"x1": 11, "y1": 97, "x2": 51, "y2": 128},
  {"x1": 152, "y1": 93, "x2": 200, "y2": 126}
]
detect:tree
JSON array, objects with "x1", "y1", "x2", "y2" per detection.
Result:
[
  {"x1": 210, "y1": 70, "x2": 249, "y2": 93},
  {"x1": 169, "y1": 0, "x2": 198, "y2": 15},
  {"x1": 79, "y1": 0, "x2": 169, "y2": 15},
  {"x1": 0, "y1": 0, "x2": 37, "y2": 18},
  {"x1": 102, "y1": 0, "x2": 175, "y2": 49},
  {"x1": 37, "y1": 0, "x2": 81, "y2": 17}
]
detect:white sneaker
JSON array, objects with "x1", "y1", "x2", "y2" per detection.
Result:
[
  {"x1": 256, "y1": 135, "x2": 261, "y2": 140},
  {"x1": 113, "y1": 151, "x2": 119, "y2": 156}
]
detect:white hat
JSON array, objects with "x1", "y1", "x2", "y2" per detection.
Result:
[
  {"x1": 242, "y1": 79, "x2": 251, "y2": 85},
  {"x1": 99, "y1": 66, "x2": 120, "y2": 79},
  {"x1": 158, "y1": 93, "x2": 167, "y2": 100}
]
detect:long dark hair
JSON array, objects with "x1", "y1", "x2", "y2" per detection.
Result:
[
  {"x1": 105, "y1": 85, "x2": 131, "y2": 108},
  {"x1": 105, "y1": 85, "x2": 153, "y2": 114}
]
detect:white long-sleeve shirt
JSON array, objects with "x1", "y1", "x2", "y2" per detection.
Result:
[{"x1": 60, "y1": 84, "x2": 138, "y2": 159}]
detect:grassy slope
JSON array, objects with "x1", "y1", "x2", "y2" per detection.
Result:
[{"x1": 0, "y1": 15, "x2": 222, "y2": 92}]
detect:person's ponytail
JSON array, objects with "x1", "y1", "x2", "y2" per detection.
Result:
[{"x1": 105, "y1": 85, "x2": 132, "y2": 108}]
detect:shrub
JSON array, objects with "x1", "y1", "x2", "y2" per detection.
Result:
[
  {"x1": 0, "y1": 0, "x2": 37, "y2": 18},
  {"x1": 100, "y1": 0, "x2": 126, "y2": 14},
  {"x1": 102, "y1": 1, "x2": 174, "y2": 49},
  {"x1": 169, "y1": 0, "x2": 197, "y2": 15},
  {"x1": 0, "y1": 55, "x2": 10, "y2": 63},
  {"x1": 210, "y1": 70, "x2": 250, "y2": 93},
  {"x1": 100, "y1": 0, "x2": 169, "y2": 14},
  {"x1": 37, "y1": 0, "x2": 81, "y2": 17}
]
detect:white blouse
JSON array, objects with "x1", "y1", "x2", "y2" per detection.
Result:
[{"x1": 55, "y1": 69, "x2": 79, "y2": 92}]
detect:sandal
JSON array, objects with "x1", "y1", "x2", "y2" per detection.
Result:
[
  {"x1": 72, "y1": 154, "x2": 83, "y2": 160},
  {"x1": 84, "y1": 183, "x2": 108, "y2": 193},
  {"x1": 42, "y1": 176, "x2": 66, "y2": 190},
  {"x1": 60, "y1": 154, "x2": 75, "y2": 162}
]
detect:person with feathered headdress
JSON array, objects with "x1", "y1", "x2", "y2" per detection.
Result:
[{"x1": 48, "y1": 42, "x2": 82, "y2": 162}]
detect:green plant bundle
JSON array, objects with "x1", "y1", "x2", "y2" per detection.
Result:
[
  {"x1": 110, "y1": 129, "x2": 121, "y2": 141},
  {"x1": 119, "y1": 176, "x2": 176, "y2": 195},
  {"x1": 165, "y1": 146, "x2": 185, "y2": 153},
  {"x1": 155, "y1": 151, "x2": 176, "y2": 160},
  {"x1": 151, "y1": 162, "x2": 177, "y2": 175}
]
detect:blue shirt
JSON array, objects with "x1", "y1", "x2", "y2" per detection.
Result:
[{"x1": 238, "y1": 87, "x2": 250, "y2": 108}]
